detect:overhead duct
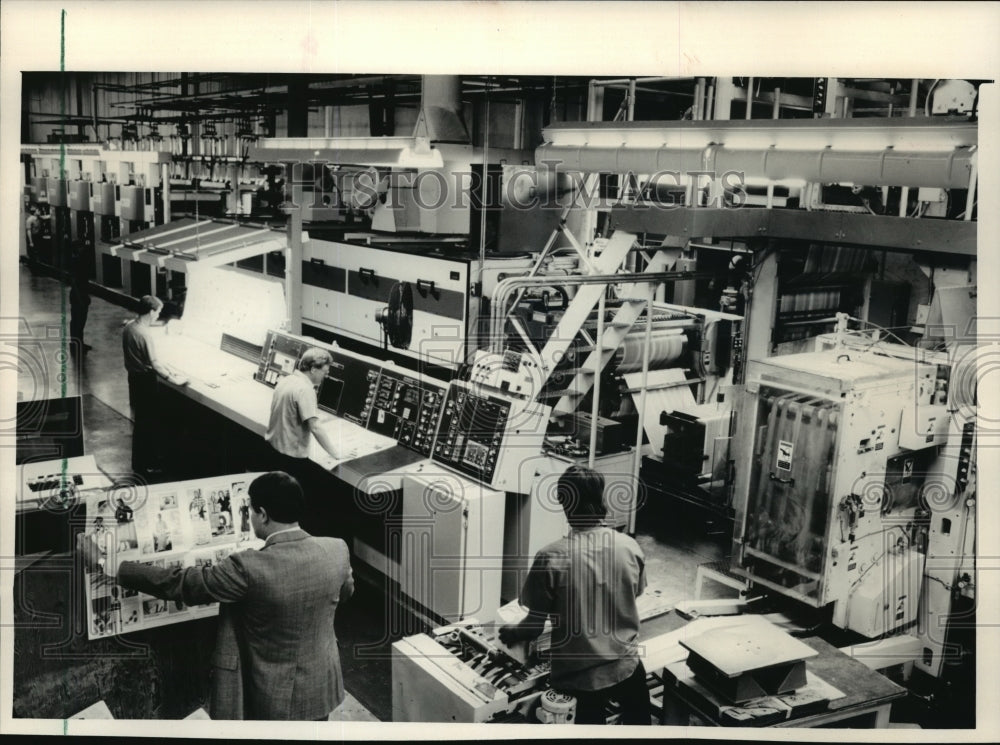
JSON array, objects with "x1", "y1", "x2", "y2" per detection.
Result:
[
  {"x1": 535, "y1": 145, "x2": 974, "y2": 189},
  {"x1": 413, "y1": 75, "x2": 470, "y2": 143},
  {"x1": 535, "y1": 119, "x2": 977, "y2": 190}
]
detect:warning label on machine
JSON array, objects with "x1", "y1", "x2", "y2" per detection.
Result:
[{"x1": 777, "y1": 440, "x2": 794, "y2": 471}]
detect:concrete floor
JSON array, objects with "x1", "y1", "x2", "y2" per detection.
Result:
[{"x1": 14, "y1": 262, "x2": 731, "y2": 722}]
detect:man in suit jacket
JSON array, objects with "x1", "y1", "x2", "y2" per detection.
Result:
[{"x1": 79, "y1": 471, "x2": 354, "y2": 720}]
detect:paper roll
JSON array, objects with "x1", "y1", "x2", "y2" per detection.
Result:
[
  {"x1": 617, "y1": 328, "x2": 687, "y2": 372},
  {"x1": 623, "y1": 368, "x2": 696, "y2": 449}
]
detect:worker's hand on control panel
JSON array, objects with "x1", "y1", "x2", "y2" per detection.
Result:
[
  {"x1": 498, "y1": 610, "x2": 547, "y2": 646},
  {"x1": 155, "y1": 361, "x2": 188, "y2": 387},
  {"x1": 498, "y1": 623, "x2": 530, "y2": 646}
]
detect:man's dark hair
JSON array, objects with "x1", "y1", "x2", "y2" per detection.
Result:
[
  {"x1": 556, "y1": 465, "x2": 607, "y2": 525},
  {"x1": 138, "y1": 295, "x2": 163, "y2": 315},
  {"x1": 248, "y1": 471, "x2": 304, "y2": 524}
]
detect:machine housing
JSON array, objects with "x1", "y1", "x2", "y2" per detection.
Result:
[{"x1": 732, "y1": 350, "x2": 940, "y2": 637}]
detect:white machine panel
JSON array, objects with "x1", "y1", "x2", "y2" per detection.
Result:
[
  {"x1": 400, "y1": 469, "x2": 506, "y2": 623},
  {"x1": 302, "y1": 238, "x2": 472, "y2": 367},
  {"x1": 392, "y1": 633, "x2": 508, "y2": 723},
  {"x1": 502, "y1": 450, "x2": 639, "y2": 602},
  {"x1": 391, "y1": 622, "x2": 552, "y2": 723},
  {"x1": 301, "y1": 238, "x2": 534, "y2": 368}
]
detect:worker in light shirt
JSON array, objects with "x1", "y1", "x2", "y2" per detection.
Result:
[
  {"x1": 264, "y1": 347, "x2": 345, "y2": 538},
  {"x1": 264, "y1": 347, "x2": 343, "y2": 469},
  {"x1": 499, "y1": 465, "x2": 650, "y2": 725}
]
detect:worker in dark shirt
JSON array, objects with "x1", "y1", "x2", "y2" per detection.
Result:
[
  {"x1": 499, "y1": 465, "x2": 650, "y2": 725},
  {"x1": 68, "y1": 245, "x2": 92, "y2": 354},
  {"x1": 25, "y1": 207, "x2": 41, "y2": 270},
  {"x1": 122, "y1": 295, "x2": 187, "y2": 476}
]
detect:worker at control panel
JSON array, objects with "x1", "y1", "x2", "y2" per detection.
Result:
[
  {"x1": 264, "y1": 347, "x2": 344, "y2": 469},
  {"x1": 264, "y1": 347, "x2": 347, "y2": 538},
  {"x1": 499, "y1": 465, "x2": 650, "y2": 725},
  {"x1": 122, "y1": 295, "x2": 188, "y2": 477}
]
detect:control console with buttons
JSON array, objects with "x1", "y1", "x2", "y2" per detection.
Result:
[
  {"x1": 255, "y1": 329, "x2": 449, "y2": 457},
  {"x1": 254, "y1": 330, "x2": 312, "y2": 386},
  {"x1": 367, "y1": 370, "x2": 446, "y2": 457},
  {"x1": 431, "y1": 380, "x2": 551, "y2": 492}
]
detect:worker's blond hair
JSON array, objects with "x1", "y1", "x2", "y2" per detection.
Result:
[{"x1": 298, "y1": 347, "x2": 332, "y2": 372}]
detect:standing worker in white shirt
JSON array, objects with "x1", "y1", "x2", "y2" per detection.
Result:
[
  {"x1": 264, "y1": 347, "x2": 345, "y2": 537},
  {"x1": 264, "y1": 347, "x2": 344, "y2": 468}
]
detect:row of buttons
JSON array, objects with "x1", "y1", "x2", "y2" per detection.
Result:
[{"x1": 359, "y1": 377, "x2": 380, "y2": 421}]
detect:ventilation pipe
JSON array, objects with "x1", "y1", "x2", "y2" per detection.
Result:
[
  {"x1": 413, "y1": 75, "x2": 470, "y2": 143},
  {"x1": 534, "y1": 143, "x2": 973, "y2": 189},
  {"x1": 535, "y1": 120, "x2": 977, "y2": 190}
]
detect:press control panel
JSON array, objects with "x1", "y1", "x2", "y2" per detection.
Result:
[
  {"x1": 254, "y1": 330, "x2": 312, "y2": 386},
  {"x1": 433, "y1": 386, "x2": 511, "y2": 484},
  {"x1": 254, "y1": 329, "x2": 455, "y2": 457},
  {"x1": 367, "y1": 371, "x2": 445, "y2": 456},
  {"x1": 328, "y1": 353, "x2": 382, "y2": 426}
]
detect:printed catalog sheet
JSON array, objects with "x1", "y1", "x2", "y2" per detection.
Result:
[{"x1": 82, "y1": 474, "x2": 264, "y2": 640}]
